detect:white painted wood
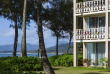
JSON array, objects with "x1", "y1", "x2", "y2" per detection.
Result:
[
  {"x1": 105, "y1": 0, "x2": 109, "y2": 67},
  {"x1": 76, "y1": 39, "x2": 106, "y2": 43},
  {"x1": 76, "y1": 0, "x2": 106, "y2": 14},
  {"x1": 76, "y1": 27, "x2": 105, "y2": 40},
  {"x1": 74, "y1": 0, "x2": 78, "y2": 67},
  {"x1": 83, "y1": 43, "x2": 87, "y2": 67},
  {"x1": 74, "y1": 0, "x2": 110, "y2": 67}
]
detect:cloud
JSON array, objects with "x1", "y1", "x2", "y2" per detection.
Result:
[
  {"x1": 0, "y1": 29, "x2": 15, "y2": 37},
  {"x1": 0, "y1": 19, "x2": 72, "y2": 47}
]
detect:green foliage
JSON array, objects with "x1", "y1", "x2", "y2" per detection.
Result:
[
  {"x1": 0, "y1": 57, "x2": 43, "y2": 71},
  {"x1": 78, "y1": 55, "x2": 83, "y2": 66},
  {"x1": 43, "y1": 0, "x2": 73, "y2": 38},
  {"x1": 99, "y1": 58, "x2": 108, "y2": 67},
  {"x1": 48, "y1": 55, "x2": 59, "y2": 66},
  {"x1": 54, "y1": 54, "x2": 73, "y2": 66},
  {"x1": 0, "y1": 71, "x2": 43, "y2": 74},
  {"x1": 49, "y1": 54, "x2": 83, "y2": 67}
]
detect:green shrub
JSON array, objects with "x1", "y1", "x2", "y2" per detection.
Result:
[
  {"x1": 0, "y1": 71, "x2": 43, "y2": 74},
  {"x1": 54, "y1": 54, "x2": 73, "y2": 66},
  {"x1": 78, "y1": 55, "x2": 83, "y2": 66},
  {"x1": 48, "y1": 55, "x2": 59, "y2": 66},
  {"x1": 49, "y1": 54, "x2": 83, "y2": 67},
  {"x1": 0, "y1": 56, "x2": 43, "y2": 71}
]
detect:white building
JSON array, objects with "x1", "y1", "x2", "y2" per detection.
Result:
[{"x1": 74, "y1": 0, "x2": 110, "y2": 67}]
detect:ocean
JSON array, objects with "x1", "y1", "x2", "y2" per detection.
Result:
[{"x1": 0, "y1": 53, "x2": 56, "y2": 58}]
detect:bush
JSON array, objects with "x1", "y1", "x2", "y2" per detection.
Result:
[
  {"x1": 48, "y1": 55, "x2": 59, "y2": 66},
  {"x1": 0, "y1": 56, "x2": 43, "y2": 71},
  {"x1": 78, "y1": 55, "x2": 83, "y2": 66},
  {"x1": 49, "y1": 54, "x2": 83, "y2": 67},
  {"x1": 0, "y1": 71, "x2": 43, "y2": 74}
]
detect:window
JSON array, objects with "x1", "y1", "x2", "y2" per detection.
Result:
[
  {"x1": 78, "y1": 17, "x2": 83, "y2": 29},
  {"x1": 86, "y1": 17, "x2": 105, "y2": 29},
  {"x1": 99, "y1": 17, "x2": 105, "y2": 27}
]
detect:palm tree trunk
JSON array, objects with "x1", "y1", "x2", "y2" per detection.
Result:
[
  {"x1": 20, "y1": 0, "x2": 27, "y2": 57},
  {"x1": 37, "y1": 0, "x2": 55, "y2": 74},
  {"x1": 56, "y1": 36, "x2": 59, "y2": 56},
  {"x1": 66, "y1": 33, "x2": 73, "y2": 54},
  {"x1": 13, "y1": 17, "x2": 18, "y2": 57}
]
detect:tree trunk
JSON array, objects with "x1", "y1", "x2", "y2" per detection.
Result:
[
  {"x1": 37, "y1": 0, "x2": 55, "y2": 74},
  {"x1": 13, "y1": 17, "x2": 18, "y2": 57},
  {"x1": 56, "y1": 36, "x2": 59, "y2": 56},
  {"x1": 20, "y1": 0, "x2": 27, "y2": 57},
  {"x1": 66, "y1": 33, "x2": 73, "y2": 54},
  {"x1": 38, "y1": 48, "x2": 39, "y2": 57}
]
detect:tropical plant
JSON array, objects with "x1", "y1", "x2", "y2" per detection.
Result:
[
  {"x1": 99, "y1": 58, "x2": 108, "y2": 67},
  {"x1": 0, "y1": 57, "x2": 43, "y2": 71}
]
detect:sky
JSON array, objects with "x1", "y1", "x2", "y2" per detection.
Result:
[{"x1": 0, "y1": 17, "x2": 71, "y2": 48}]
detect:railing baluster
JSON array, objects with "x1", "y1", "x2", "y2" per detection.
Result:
[
  {"x1": 109, "y1": 27, "x2": 110, "y2": 38},
  {"x1": 109, "y1": 0, "x2": 110, "y2": 9},
  {"x1": 102, "y1": 0, "x2": 105, "y2": 10},
  {"x1": 94, "y1": 29, "x2": 96, "y2": 39},
  {"x1": 99, "y1": 28, "x2": 101, "y2": 39},
  {"x1": 84, "y1": 2, "x2": 86, "y2": 13},
  {"x1": 79, "y1": 3, "x2": 81, "y2": 13}
]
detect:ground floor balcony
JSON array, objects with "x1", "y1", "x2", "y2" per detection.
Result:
[
  {"x1": 76, "y1": 27, "x2": 106, "y2": 40},
  {"x1": 74, "y1": 42, "x2": 110, "y2": 67},
  {"x1": 85, "y1": 42, "x2": 105, "y2": 66}
]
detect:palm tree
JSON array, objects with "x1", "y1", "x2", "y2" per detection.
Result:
[
  {"x1": 20, "y1": 0, "x2": 27, "y2": 57},
  {"x1": 37, "y1": 0, "x2": 55, "y2": 74}
]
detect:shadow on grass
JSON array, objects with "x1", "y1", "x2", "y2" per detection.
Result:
[
  {"x1": 53, "y1": 68, "x2": 60, "y2": 70},
  {"x1": 82, "y1": 73, "x2": 103, "y2": 74}
]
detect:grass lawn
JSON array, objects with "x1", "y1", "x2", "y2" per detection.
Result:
[
  {"x1": 53, "y1": 67, "x2": 110, "y2": 74},
  {"x1": 1, "y1": 67, "x2": 110, "y2": 74}
]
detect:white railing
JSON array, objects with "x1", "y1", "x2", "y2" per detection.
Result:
[
  {"x1": 76, "y1": 27, "x2": 105, "y2": 40},
  {"x1": 76, "y1": 0, "x2": 105, "y2": 14}
]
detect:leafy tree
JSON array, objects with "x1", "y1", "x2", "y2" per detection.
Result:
[
  {"x1": 43, "y1": 0, "x2": 73, "y2": 54},
  {"x1": 0, "y1": 0, "x2": 32, "y2": 57},
  {"x1": 36, "y1": 0, "x2": 55, "y2": 74},
  {"x1": 59, "y1": 0, "x2": 73, "y2": 54},
  {"x1": 0, "y1": 0, "x2": 24, "y2": 56},
  {"x1": 43, "y1": 0, "x2": 68, "y2": 56}
]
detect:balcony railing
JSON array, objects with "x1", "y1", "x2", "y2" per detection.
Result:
[
  {"x1": 76, "y1": 0, "x2": 106, "y2": 14},
  {"x1": 76, "y1": 27, "x2": 105, "y2": 40}
]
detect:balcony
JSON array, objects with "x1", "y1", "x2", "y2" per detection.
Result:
[
  {"x1": 76, "y1": 27, "x2": 105, "y2": 40},
  {"x1": 76, "y1": 0, "x2": 110, "y2": 14}
]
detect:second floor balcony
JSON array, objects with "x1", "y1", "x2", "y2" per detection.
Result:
[
  {"x1": 76, "y1": 27, "x2": 106, "y2": 40},
  {"x1": 76, "y1": 0, "x2": 110, "y2": 14}
]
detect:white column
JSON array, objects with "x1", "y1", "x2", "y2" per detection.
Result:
[
  {"x1": 73, "y1": 0, "x2": 78, "y2": 67},
  {"x1": 83, "y1": 43, "x2": 87, "y2": 66},
  {"x1": 83, "y1": 16, "x2": 87, "y2": 66},
  {"x1": 105, "y1": 0, "x2": 109, "y2": 67}
]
